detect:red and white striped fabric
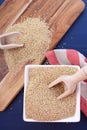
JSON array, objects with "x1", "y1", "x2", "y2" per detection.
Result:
[
  {"x1": 45, "y1": 49, "x2": 87, "y2": 117},
  {"x1": 45, "y1": 49, "x2": 87, "y2": 67}
]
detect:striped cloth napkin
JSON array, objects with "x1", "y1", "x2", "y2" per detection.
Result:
[
  {"x1": 45, "y1": 49, "x2": 87, "y2": 67},
  {"x1": 45, "y1": 49, "x2": 87, "y2": 116}
]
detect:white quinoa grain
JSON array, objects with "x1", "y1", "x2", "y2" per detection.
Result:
[
  {"x1": 25, "y1": 66, "x2": 77, "y2": 121},
  {"x1": 4, "y1": 18, "x2": 51, "y2": 73}
]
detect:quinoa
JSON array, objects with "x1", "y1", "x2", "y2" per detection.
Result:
[
  {"x1": 25, "y1": 66, "x2": 78, "y2": 121},
  {"x1": 4, "y1": 18, "x2": 51, "y2": 73}
]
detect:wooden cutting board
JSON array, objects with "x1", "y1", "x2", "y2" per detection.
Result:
[{"x1": 0, "y1": 0, "x2": 85, "y2": 111}]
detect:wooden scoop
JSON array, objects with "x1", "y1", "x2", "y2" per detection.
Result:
[
  {"x1": 49, "y1": 66, "x2": 87, "y2": 99},
  {"x1": 0, "y1": 32, "x2": 24, "y2": 49}
]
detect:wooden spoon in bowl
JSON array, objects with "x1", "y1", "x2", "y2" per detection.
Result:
[{"x1": 49, "y1": 66, "x2": 87, "y2": 99}]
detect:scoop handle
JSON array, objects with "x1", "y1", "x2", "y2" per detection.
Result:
[
  {"x1": 0, "y1": 44, "x2": 24, "y2": 49},
  {"x1": 71, "y1": 66, "x2": 87, "y2": 84}
]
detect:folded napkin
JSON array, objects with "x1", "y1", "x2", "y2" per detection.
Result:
[{"x1": 46, "y1": 49, "x2": 87, "y2": 67}]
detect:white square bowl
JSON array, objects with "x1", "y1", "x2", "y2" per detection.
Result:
[{"x1": 23, "y1": 65, "x2": 81, "y2": 122}]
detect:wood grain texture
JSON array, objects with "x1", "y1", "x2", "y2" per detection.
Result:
[
  {"x1": 0, "y1": 0, "x2": 85, "y2": 111},
  {"x1": 0, "y1": 60, "x2": 34, "y2": 111},
  {"x1": 0, "y1": 50, "x2": 8, "y2": 81},
  {"x1": 0, "y1": 72, "x2": 24, "y2": 111},
  {"x1": 0, "y1": 0, "x2": 33, "y2": 34}
]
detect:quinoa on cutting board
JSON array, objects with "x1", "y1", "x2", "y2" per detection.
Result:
[{"x1": 4, "y1": 18, "x2": 52, "y2": 73}]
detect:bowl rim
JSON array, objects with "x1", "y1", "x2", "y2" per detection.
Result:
[{"x1": 23, "y1": 65, "x2": 81, "y2": 122}]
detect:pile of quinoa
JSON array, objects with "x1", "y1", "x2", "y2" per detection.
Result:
[{"x1": 4, "y1": 18, "x2": 51, "y2": 73}]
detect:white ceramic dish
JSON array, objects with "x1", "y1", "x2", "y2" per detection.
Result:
[{"x1": 23, "y1": 65, "x2": 81, "y2": 122}]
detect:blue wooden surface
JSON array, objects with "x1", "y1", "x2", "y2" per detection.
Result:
[
  {"x1": 0, "y1": 0, "x2": 4, "y2": 5},
  {"x1": 0, "y1": 0, "x2": 87, "y2": 130}
]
